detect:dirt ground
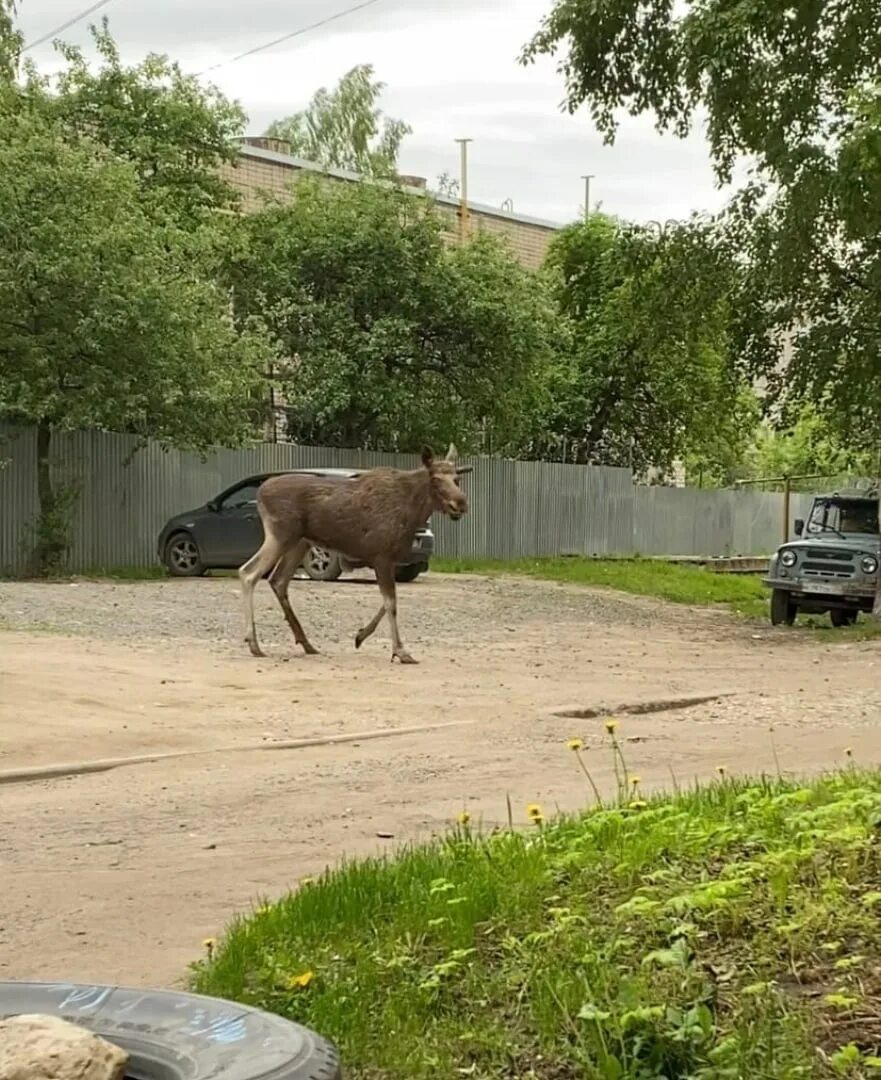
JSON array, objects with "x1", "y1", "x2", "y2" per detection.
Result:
[{"x1": 2, "y1": 572, "x2": 881, "y2": 989}]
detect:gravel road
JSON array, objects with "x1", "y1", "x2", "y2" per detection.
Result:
[{"x1": 2, "y1": 572, "x2": 880, "y2": 988}]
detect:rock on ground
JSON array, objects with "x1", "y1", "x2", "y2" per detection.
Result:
[{"x1": 0, "y1": 1014, "x2": 128, "y2": 1080}]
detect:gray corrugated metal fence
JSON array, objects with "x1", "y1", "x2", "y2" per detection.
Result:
[{"x1": 0, "y1": 423, "x2": 814, "y2": 573}]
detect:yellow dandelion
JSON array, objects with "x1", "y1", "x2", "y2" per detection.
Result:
[
  {"x1": 202, "y1": 937, "x2": 216, "y2": 957},
  {"x1": 526, "y1": 802, "x2": 543, "y2": 820},
  {"x1": 286, "y1": 970, "x2": 314, "y2": 990},
  {"x1": 530, "y1": 814, "x2": 545, "y2": 826},
  {"x1": 605, "y1": 718, "x2": 618, "y2": 734},
  {"x1": 457, "y1": 810, "x2": 471, "y2": 826},
  {"x1": 300, "y1": 876, "x2": 315, "y2": 886},
  {"x1": 628, "y1": 800, "x2": 648, "y2": 811},
  {"x1": 567, "y1": 738, "x2": 584, "y2": 752},
  {"x1": 630, "y1": 775, "x2": 641, "y2": 787}
]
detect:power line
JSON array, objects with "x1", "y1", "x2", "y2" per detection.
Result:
[
  {"x1": 198, "y1": 0, "x2": 386, "y2": 76},
  {"x1": 23, "y1": 0, "x2": 116, "y2": 52}
]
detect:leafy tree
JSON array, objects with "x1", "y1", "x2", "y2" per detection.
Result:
[
  {"x1": 537, "y1": 214, "x2": 748, "y2": 474},
  {"x1": 21, "y1": 21, "x2": 246, "y2": 223},
  {"x1": 265, "y1": 64, "x2": 411, "y2": 179},
  {"x1": 522, "y1": 0, "x2": 881, "y2": 601},
  {"x1": 0, "y1": 111, "x2": 269, "y2": 573},
  {"x1": 683, "y1": 386, "x2": 761, "y2": 488},
  {"x1": 434, "y1": 171, "x2": 459, "y2": 198},
  {"x1": 520, "y1": 0, "x2": 881, "y2": 431},
  {"x1": 228, "y1": 178, "x2": 556, "y2": 454},
  {"x1": 747, "y1": 407, "x2": 877, "y2": 486},
  {"x1": 0, "y1": 0, "x2": 19, "y2": 85}
]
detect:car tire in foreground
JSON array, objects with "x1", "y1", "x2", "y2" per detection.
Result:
[
  {"x1": 164, "y1": 532, "x2": 206, "y2": 577},
  {"x1": 0, "y1": 981, "x2": 341, "y2": 1080},
  {"x1": 769, "y1": 588, "x2": 797, "y2": 627},
  {"x1": 394, "y1": 563, "x2": 425, "y2": 583},
  {"x1": 302, "y1": 546, "x2": 343, "y2": 581}
]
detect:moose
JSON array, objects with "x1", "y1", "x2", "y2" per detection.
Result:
[{"x1": 238, "y1": 444, "x2": 471, "y2": 664}]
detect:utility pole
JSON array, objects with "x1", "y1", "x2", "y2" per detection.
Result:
[
  {"x1": 455, "y1": 138, "x2": 472, "y2": 244},
  {"x1": 581, "y1": 174, "x2": 594, "y2": 220}
]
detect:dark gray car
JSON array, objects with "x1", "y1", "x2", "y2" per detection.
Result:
[{"x1": 157, "y1": 468, "x2": 435, "y2": 583}]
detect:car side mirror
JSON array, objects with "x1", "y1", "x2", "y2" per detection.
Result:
[
  {"x1": 207, "y1": 500, "x2": 219, "y2": 513},
  {"x1": 794, "y1": 518, "x2": 804, "y2": 536}
]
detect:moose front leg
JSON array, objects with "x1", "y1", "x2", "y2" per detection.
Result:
[{"x1": 376, "y1": 560, "x2": 416, "y2": 664}]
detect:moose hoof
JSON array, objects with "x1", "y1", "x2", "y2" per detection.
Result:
[
  {"x1": 392, "y1": 651, "x2": 418, "y2": 665},
  {"x1": 301, "y1": 642, "x2": 320, "y2": 656},
  {"x1": 246, "y1": 638, "x2": 266, "y2": 659},
  {"x1": 354, "y1": 632, "x2": 366, "y2": 650}
]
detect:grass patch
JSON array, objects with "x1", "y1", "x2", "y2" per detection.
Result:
[
  {"x1": 432, "y1": 557, "x2": 881, "y2": 638},
  {"x1": 193, "y1": 748, "x2": 881, "y2": 1079},
  {"x1": 70, "y1": 564, "x2": 168, "y2": 581},
  {"x1": 0, "y1": 564, "x2": 168, "y2": 582},
  {"x1": 432, "y1": 556, "x2": 769, "y2": 619}
]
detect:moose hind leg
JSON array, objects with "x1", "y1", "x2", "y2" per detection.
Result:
[
  {"x1": 239, "y1": 534, "x2": 283, "y2": 658},
  {"x1": 354, "y1": 603, "x2": 386, "y2": 650},
  {"x1": 268, "y1": 539, "x2": 319, "y2": 655},
  {"x1": 375, "y1": 561, "x2": 416, "y2": 664}
]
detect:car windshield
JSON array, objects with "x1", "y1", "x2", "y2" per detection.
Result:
[{"x1": 807, "y1": 498, "x2": 879, "y2": 536}]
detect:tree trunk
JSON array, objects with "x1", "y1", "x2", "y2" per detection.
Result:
[{"x1": 29, "y1": 421, "x2": 66, "y2": 577}]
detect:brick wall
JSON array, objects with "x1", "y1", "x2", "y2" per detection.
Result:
[{"x1": 220, "y1": 144, "x2": 560, "y2": 270}]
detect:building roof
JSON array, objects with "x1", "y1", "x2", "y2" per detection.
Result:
[{"x1": 237, "y1": 141, "x2": 564, "y2": 234}]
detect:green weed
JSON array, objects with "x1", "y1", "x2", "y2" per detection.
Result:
[{"x1": 192, "y1": 732, "x2": 881, "y2": 1079}]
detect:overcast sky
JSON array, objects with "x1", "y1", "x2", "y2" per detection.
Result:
[{"x1": 17, "y1": 0, "x2": 739, "y2": 225}]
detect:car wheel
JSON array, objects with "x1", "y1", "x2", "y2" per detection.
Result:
[
  {"x1": 770, "y1": 588, "x2": 797, "y2": 626},
  {"x1": 395, "y1": 564, "x2": 424, "y2": 583},
  {"x1": 302, "y1": 546, "x2": 342, "y2": 581},
  {"x1": 0, "y1": 980, "x2": 341, "y2": 1080},
  {"x1": 164, "y1": 532, "x2": 206, "y2": 577},
  {"x1": 830, "y1": 609, "x2": 858, "y2": 628}
]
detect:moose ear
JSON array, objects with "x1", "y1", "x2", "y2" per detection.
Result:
[
  {"x1": 445, "y1": 443, "x2": 458, "y2": 463},
  {"x1": 421, "y1": 446, "x2": 434, "y2": 468}
]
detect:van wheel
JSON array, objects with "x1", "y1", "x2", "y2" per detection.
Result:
[
  {"x1": 830, "y1": 609, "x2": 857, "y2": 628},
  {"x1": 770, "y1": 589, "x2": 797, "y2": 626}
]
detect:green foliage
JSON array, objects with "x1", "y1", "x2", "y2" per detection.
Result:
[
  {"x1": 521, "y1": 0, "x2": 881, "y2": 451},
  {"x1": 265, "y1": 64, "x2": 411, "y2": 179},
  {"x1": 22, "y1": 476, "x2": 81, "y2": 577},
  {"x1": 0, "y1": 0, "x2": 19, "y2": 85},
  {"x1": 0, "y1": 30, "x2": 271, "y2": 573},
  {"x1": 0, "y1": 111, "x2": 265, "y2": 447},
  {"x1": 748, "y1": 407, "x2": 878, "y2": 484},
  {"x1": 539, "y1": 214, "x2": 749, "y2": 473},
  {"x1": 521, "y1": 0, "x2": 881, "y2": 187},
  {"x1": 229, "y1": 178, "x2": 556, "y2": 454},
  {"x1": 193, "y1": 768, "x2": 881, "y2": 1078},
  {"x1": 20, "y1": 21, "x2": 246, "y2": 224},
  {"x1": 682, "y1": 386, "x2": 761, "y2": 488}
]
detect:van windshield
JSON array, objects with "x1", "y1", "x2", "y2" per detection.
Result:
[{"x1": 807, "y1": 499, "x2": 879, "y2": 536}]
